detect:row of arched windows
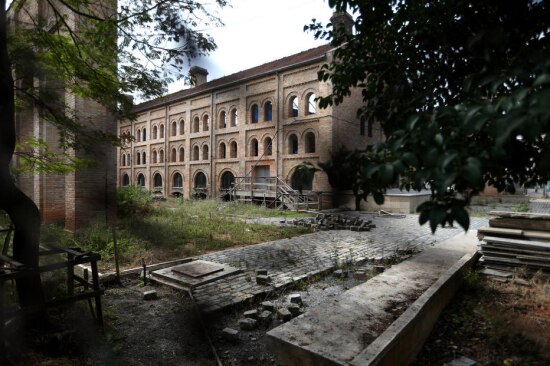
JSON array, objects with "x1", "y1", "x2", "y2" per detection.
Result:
[
  {"x1": 289, "y1": 92, "x2": 317, "y2": 118},
  {"x1": 122, "y1": 172, "x2": 207, "y2": 191},
  {"x1": 287, "y1": 131, "x2": 316, "y2": 155}
]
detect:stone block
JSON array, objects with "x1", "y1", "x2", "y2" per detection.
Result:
[
  {"x1": 333, "y1": 269, "x2": 348, "y2": 278},
  {"x1": 256, "y1": 275, "x2": 271, "y2": 285},
  {"x1": 244, "y1": 309, "x2": 258, "y2": 319},
  {"x1": 354, "y1": 270, "x2": 367, "y2": 280},
  {"x1": 222, "y1": 327, "x2": 239, "y2": 341},
  {"x1": 374, "y1": 265, "x2": 385, "y2": 273},
  {"x1": 258, "y1": 310, "x2": 273, "y2": 323},
  {"x1": 143, "y1": 290, "x2": 157, "y2": 300},
  {"x1": 287, "y1": 303, "x2": 301, "y2": 316},
  {"x1": 277, "y1": 308, "x2": 292, "y2": 322},
  {"x1": 256, "y1": 269, "x2": 268, "y2": 276},
  {"x1": 238, "y1": 318, "x2": 258, "y2": 330},
  {"x1": 289, "y1": 294, "x2": 302, "y2": 305},
  {"x1": 261, "y1": 301, "x2": 276, "y2": 312}
]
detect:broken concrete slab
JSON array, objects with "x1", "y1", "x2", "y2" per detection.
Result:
[
  {"x1": 238, "y1": 318, "x2": 258, "y2": 330},
  {"x1": 143, "y1": 290, "x2": 157, "y2": 301},
  {"x1": 150, "y1": 260, "x2": 241, "y2": 289},
  {"x1": 244, "y1": 310, "x2": 258, "y2": 319},
  {"x1": 258, "y1": 310, "x2": 273, "y2": 323},
  {"x1": 222, "y1": 328, "x2": 239, "y2": 341},
  {"x1": 261, "y1": 301, "x2": 275, "y2": 312},
  {"x1": 277, "y1": 308, "x2": 292, "y2": 322}
]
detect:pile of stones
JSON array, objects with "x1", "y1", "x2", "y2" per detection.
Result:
[{"x1": 289, "y1": 213, "x2": 376, "y2": 231}]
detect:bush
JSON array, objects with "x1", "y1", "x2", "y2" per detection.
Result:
[{"x1": 117, "y1": 186, "x2": 152, "y2": 214}]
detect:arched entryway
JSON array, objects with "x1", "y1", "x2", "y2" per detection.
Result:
[
  {"x1": 137, "y1": 173, "x2": 145, "y2": 187},
  {"x1": 220, "y1": 171, "x2": 235, "y2": 201},
  {"x1": 193, "y1": 172, "x2": 207, "y2": 199}
]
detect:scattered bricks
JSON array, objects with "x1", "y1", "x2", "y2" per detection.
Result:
[
  {"x1": 287, "y1": 303, "x2": 301, "y2": 317},
  {"x1": 244, "y1": 309, "x2": 258, "y2": 319},
  {"x1": 289, "y1": 294, "x2": 302, "y2": 305},
  {"x1": 277, "y1": 308, "x2": 292, "y2": 322},
  {"x1": 261, "y1": 301, "x2": 275, "y2": 312},
  {"x1": 256, "y1": 269, "x2": 268, "y2": 276},
  {"x1": 143, "y1": 290, "x2": 157, "y2": 301},
  {"x1": 354, "y1": 270, "x2": 367, "y2": 280},
  {"x1": 290, "y1": 214, "x2": 376, "y2": 231},
  {"x1": 238, "y1": 318, "x2": 258, "y2": 330},
  {"x1": 374, "y1": 265, "x2": 386, "y2": 273},
  {"x1": 258, "y1": 310, "x2": 273, "y2": 323},
  {"x1": 222, "y1": 327, "x2": 239, "y2": 341},
  {"x1": 333, "y1": 269, "x2": 348, "y2": 278},
  {"x1": 256, "y1": 275, "x2": 271, "y2": 285}
]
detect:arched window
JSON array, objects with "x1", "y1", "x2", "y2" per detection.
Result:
[
  {"x1": 193, "y1": 116, "x2": 200, "y2": 133},
  {"x1": 153, "y1": 173, "x2": 163, "y2": 188},
  {"x1": 152, "y1": 125, "x2": 158, "y2": 139},
  {"x1": 142, "y1": 151, "x2": 146, "y2": 164},
  {"x1": 305, "y1": 132, "x2": 316, "y2": 153},
  {"x1": 230, "y1": 108, "x2": 238, "y2": 127},
  {"x1": 251, "y1": 104, "x2": 259, "y2": 123},
  {"x1": 288, "y1": 134, "x2": 298, "y2": 154},
  {"x1": 137, "y1": 129, "x2": 141, "y2": 142},
  {"x1": 137, "y1": 152, "x2": 141, "y2": 165},
  {"x1": 179, "y1": 120, "x2": 184, "y2": 135},
  {"x1": 264, "y1": 101, "x2": 272, "y2": 122},
  {"x1": 219, "y1": 111, "x2": 227, "y2": 129},
  {"x1": 179, "y1": 147, "x2": 185, "y2": 162},
  {"x1": 142, "y1": 128, "x2": 147, "y2": 141},
  {"x1": 137, "y1": 173, "x2": 145, "y2": 187},
  {"x1": 194, "y1": 172, "x2": 207, "y2": 189},
  {"x1": 264, "y1": 137, "x2": 272, "y2": 156},
  {"x1": 160, "y1": 124, "x2": 165, "y2": 138},
  {"x1": 250, "y1": 138, "x2": 258, "y2": 157},
  {"x1": 291, "y1": 169, "x2": 313, "y2": 192},
  {"x1": 173, "y1": 173, "x2": 183, "y2": 188},
  {"x1": 159, "y1": 149, "x2": 164, "y2": 163},
  {"x1": 307, "y1": 93, "x2": 317, "y2": 114},
  {"x1": 220, "y1": 171, "x2": 235, "y2": 190},
  {"x1": 122, "y1": 174, "x2": 130, "y2": 186},
  {"x1": 152, "y1": 150, "x2": 158, "y2": 164},
  {"x1": 171, "y1": 121, "x2": 177, "y2": 136},
  {"x1": 219, "y1": 142, "x2": 226, "y2": 159},
  {"x1": 202, "y1": 145, "x2": 209, "y2": 160},
  {"x1": 203, "y1": 115, "x2": 209, "y2": 131},
  {"x1": 289, "y1": 96, "x2": 299, "y2": 117},
  {"x1": 230, "y1": 141, "x2": 237, "y2": 158},
  {"x1": 171, "y1": 148, "x2": 177, "y2": 162},
  {"x1": 193, "y1": 145, "x2": 199, "y2": 160},
  {"x1": 127, "y1": 153, "x2": 131, "y2": 166},
  {"x1": 121, "y1": 154, "x2": 126, "y2": 166}
]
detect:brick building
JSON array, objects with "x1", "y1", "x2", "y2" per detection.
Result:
[{"x1": 118, "y1": 38, "x2": 383, "y2": 208}]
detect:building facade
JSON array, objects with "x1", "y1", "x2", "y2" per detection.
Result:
[{"x1": 118, "y1": 43, "x2": 383, "y2": 208}]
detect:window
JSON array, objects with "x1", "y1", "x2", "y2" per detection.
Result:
[
  {"x1": 193, "y1": 116, "x2": 200, "y2": 133},
  {"x1": 127, "y1": 153, "x2": 131, "y2": 165},
  {"x1": 142, "y1": 128, "x2": 147, "y2": 141},
  {"x1": 179, "y1": 147, "x2": 185, "y2": 162},
  {"x1": 307, "y1": 93, "x2": 317, "y2": 114},
  {"x1": 250, "y1": 138, "x2": 258, "y2": 157},
  {"x1": 179, "y1": 120, "x2": 184, "y2": 135},
  {"x1": 264, "y1": 137, "x2": 272, "y2": 156},
  {"x1": 219, "y1": 142, "x2": 226, "y2": 159},
  {"x1": 291, "y1": 169, "x2": 313, "y2": 192},
  {"x1": 202, "y1": 145, "x2": 209, "y2": 160},
  {"x1": 153, "y1": 173, "x2": 163, "y2": 188},
  {"x1": 305, "y1": 132, "x2": 316, "y2": 153},
  {"x1": 160, "y1": 124, "x2": 165, "y2": 138},
  {"x1": 137, "y1": 129, "x2": 141, "y2": 142},
  {"x1": 159, "y1": 149, "x2": 164, "y2": 163},
  {"x1": 171, "y1": 121, "x2": 177, "y2": 136},
  {"x1": 152, "y1": 150, "x2": 158, "y2": 164},
  {"x1": 193, "y1": 145, "x2": 199, "y2": 160},
  {"x1": 121, "y1": 154, "x2": 126, "y2": 166},
  {"x1": 230, "y1": 141, "x2": 237, "y2": 158},
  {"x1": 230, "y1": 108, "x2": 238, "y2": 127},
  {"x1": 264, "y1": 101, "x2": 272, "y2": 121},
  {"x1": 137, "y1": 152, "x2": 141, "y2": 165},
  {"x1": 171, "y1": 148, "x2": 176, "y2": 162},
  {"x1": 219, "y1": 111, "x2": 227, "y2": 129},
  {"x1": 137, "y1": 173, "x2": 145, "y2": 187},
  {"x1": 153, "y1": 125, "x2": 158, "y2": 139},
  {"x1": 220, "y1": 171, "x2": 235, "y2": 190},
  {"x1": 173, "y1": 173, "x2": 183, "y2": 188},
  {"x1": 288, "y1": 134, "x2": 298, "y2": 154},
  {"x1": 122, "y1": 174, "x2": 130, "y2": 186},
  {"x1": 194, "y1": 172, "x2": 207, "y2": 189},
  {"x1": 289, "y1": 96, "x2": 298, "y2": 117},
  {"x1": 203, "y1": 115, "x2": 209, "y2": 131},
  {"x1": 142, "y1": 151, "x2": 146, "y2": 164},
  {"x1": 251, "y1": 104, "x2": 259, "y2": 123}
]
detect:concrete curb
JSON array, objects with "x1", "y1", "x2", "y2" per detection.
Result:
[{"x1": 350, "y1": 251, "x2": 480, "y2": 366}]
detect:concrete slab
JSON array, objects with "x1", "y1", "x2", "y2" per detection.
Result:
[
  {"x1": 151, "y1": 260, "x2": 242, "y2": 289},
  {"x1": 171, "y1": 260, "x2": 224, "y2": 278},
  {"x1": 266, "y1": 231, "x2": 479, "y2": 366}
]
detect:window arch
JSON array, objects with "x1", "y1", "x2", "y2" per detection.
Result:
[
  {"x1": 202, "y1": 145, "x2": 209, "y2": 160},
  {"x1": 152, "y1": 150, "x2": 158, "y2": 164},
  {"x1": 179, "y1": 147, "x2": 185, "y2": 162},
  {"x1": 219, "y1": 142, "x2": 226, "y2": 159},
  {"x1": 264, "y1": 101, "x2": 272, "y2": 122},
  {"x1": 122, "y1": 174, "x2": 130, "y2": 186},
  {"x1": 137, "y1": 173, "x2": 145, "y2": 187},
  {"x1": 173, "y1": 173, "x2": 183, "y2": 188},
  {"x1": 159, "y1": 149, "x2": 164, "y2": 163},
  {"x1": 153, "y1": 173, "x2": 163, "y2": 188},
  {"x1": 142, "y1": 128, "x2": 147, "y2": 141},
  {"x1": 250, "y1": 138, "x2": 258, "y2": 157},
  {"x1": 171, "y1": 148, "x2": 177, "y2": 162},
  {"x1": 306, "y1": 93, "x2": 317, "y2": 114},
  {"x1": 230, "y1": 108, "x2": 238, "y2": 127},
  {"x1": 203, "y1": 115, "x2": 209, "y2": 131},
  {"x1": 219, "y1": 111, "x2": 227, "y2": 129},
  {"x1": 142, "y1": 151, "x2": 146, "y2": 164},
  {"x1": 194, "y1": 172, "x2": 207, "y2": 190},
  {"x1": 127, "y1": 153, "x2": 131, "y2": 166},
  {"x1": 263, "y1": 137, "x2": 272, "y2": 156},
  {"x1": 152, "y1": 125, "x2": 158, "y2": 139},
  {"x1": 220, "y1": 171, "x2": 235, "y2": 190},
  {"x1": 230, "y1": 141, "x2": 237, "y2": 158},
  {"x1": 179, "y1": 119, "x2": 185, "y2": 135},
  {"x1": 193, "y1": 145, "x2": 199, "y2": 161},
  {"x1": 136, "y1": 128, "x2": 141, "y2": 142},
  {"x1": 289, "y1": 96, "x2": 299, "y2": 117},
  {"x1": 193, "y1": 116, "x2": 200, "y2": 133},
  {"x1": 136, "y1": 152, "x2": 141, "y2": 165},
  {"x1": 305, "y1": 132, "x2": 316, "y2": 153},
  {"x1": 171, "y1": 121, "x2": 177, "y2": 136},
  {"x1": 291, "y1": 169, "x2": 313, "y2": 192},
  {"x1": 121, "y1": 154, "x2": 126, "y2": 166},
  {"x1": 250, "y1": 104, "x2": 259, "y2": 123},
  {"x1": 160, "y1": 124, "x2": 165, "y2": 138},
  {"x1": 288, "y1": 134, "x2": 298, "y2": 154}
]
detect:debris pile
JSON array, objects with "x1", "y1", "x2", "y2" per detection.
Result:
[
  {"x1": 290, "y1": 213, "x2": 376, "y2": 231},
  {"x1": 477, "y1": 211, "x2": 550, "y2": 275}
]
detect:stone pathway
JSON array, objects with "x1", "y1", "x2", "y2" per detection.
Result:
[{"x1": 187, "y1": 214, "x2": 487, "y2": 313}]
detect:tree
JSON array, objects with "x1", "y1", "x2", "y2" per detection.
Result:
[
  {"x1": 1, "y1": 0, "x2": 227, "y2": 310},
  {"x1": 308, "y1": 0, "x2": 550, "y2": 232}
]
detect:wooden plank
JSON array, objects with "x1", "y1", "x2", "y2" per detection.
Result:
[
  {"x1": 489, "y1": 211, "x2": 550, "y2": 220},
  {"x1": 483, "y1": 255, "x2": 550, "y2": 269},
  {"x1": 477, "y1": 227, "x2": 524, "y2": 237},
  {"x1": 516, "y1": 254, "x2": 550, "y2": 264},
  {"x1": 480, "y1": 243, "x2": 550, "y2": 257},
  {"x1": 482, "y1": 236, "x2": 550, "y2": 251},
  {"x1": 489, "y1": 217, "x2": 550, "y2": 232}
]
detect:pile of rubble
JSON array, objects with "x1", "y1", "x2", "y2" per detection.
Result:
[{"x1": 289, "y1": 213, "x2": 376, "y2": 231}]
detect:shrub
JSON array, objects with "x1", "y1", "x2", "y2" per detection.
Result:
[{"x1": 117, "y1": 186, "x2": 152, "y2": 214}]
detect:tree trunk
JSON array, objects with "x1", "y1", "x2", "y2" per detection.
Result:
[{"x1": 1, "y1": 0, "x2": 45, "y2": 310}]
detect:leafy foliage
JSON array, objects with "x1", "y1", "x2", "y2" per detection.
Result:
[
  {"x1": 117, "y1": 186, "x2": 153, "y2": 214},
  {"x1": 307, "y1": 0, "x2": 550, "y2": 232}
]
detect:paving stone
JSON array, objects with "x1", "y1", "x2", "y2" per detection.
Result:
[
  {"x1": 256, "y1": 275, "x2": 271, "y2": 285},
  {"x1": 277, "y1": 308, "x2": 292, "y2": 322},
  {"x1": 244, "y1": 309, "x2": 258, "y2": 319},
  {"x1": 143, "y1": 290, "x2": 157, "y2": 301},
  {"x1": 238, "y1": 318, "x2": 258, "y2": 330},
  {"x1": 289, "y1": 294, "x2": 302, "y2": 305},
  {"x1": 354, "y1": 270, "x2": 367, "y2": 280},
  {"x1": 256, "y1": 269, "x2": 268, "y2": 276},
  {"x1": 222, "y1": 327, "x2": 239, "y2": 341},
  {"x1": 258, "y1": 310, "x2": 273, "y2": 323},
  {"x1": 374, "y1": 265, "x2": 386, "y2": 273}
]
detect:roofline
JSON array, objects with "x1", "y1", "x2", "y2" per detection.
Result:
[{"x1": 133, "y1": 48, "x2": 332, "y2": 114}]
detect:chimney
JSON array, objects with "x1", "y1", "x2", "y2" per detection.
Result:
[
  {"x1": 189, "y1": 66, "x2": 208, "y2": 87},
  {"x1": 330, "y1": 11, "x2": 354, "y2": 35}
]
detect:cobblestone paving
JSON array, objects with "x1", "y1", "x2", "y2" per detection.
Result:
[{"x1": 190, "y1": 214, "x2": 488, "y2": 313}]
